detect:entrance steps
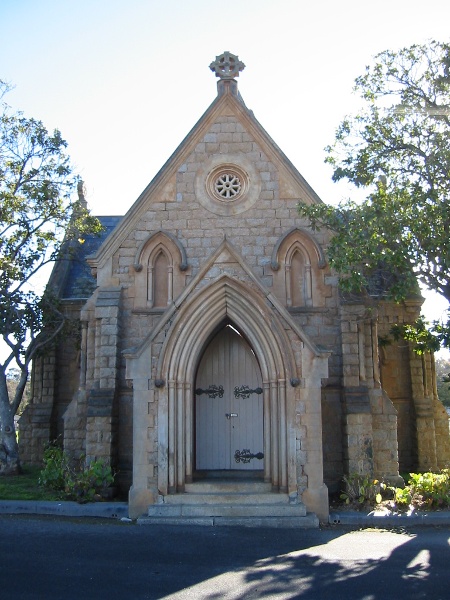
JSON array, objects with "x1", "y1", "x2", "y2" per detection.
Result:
[{"x1": 138, "y1": 480, "x2": 319, "y2": 527}]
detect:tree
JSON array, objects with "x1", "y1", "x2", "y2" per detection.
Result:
[
  {"x1": 298, "y1": 41, "x2": 450, "y2": 346},
  {"x1": 6, "y1": 368, "x2": 31, "y2": 416},
  {"x1": 435, "y1": 357, "x2": 450, "y2": 408},
  {"x1": 0, "y1": 80, "x2": 102, "y2": 475}
]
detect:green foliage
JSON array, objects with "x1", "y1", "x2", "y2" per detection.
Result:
[
  {"x1": 340, "y1": 469, "x2": 450, "y2": 510},
  {"x1": 38, "y1": 442, "x2": 70, "y2": 492},
  {"x1": 0, "y1": 79, "x2": 103, "y2": 465},
  {"x1": 390, "y1": 316, "x2": 441, "y2": 355},
  {"x1": 405, "y1": 470, "x2": 450, "y2": 508},
  {"x1": 340, "y1": 473, "x2": 383, "y2": 506},
  {"x1": 435, "y1": 357, "x2": 450, "y2": 407},
  {"x1": 298, "y1": 41, "x2": 450, "y2": 347},
  {"x1": 392, "y1": 486, "x2": 412, "y2": 506},
  {"x1": 298, "y1": 186, "x2": 420, "y2": 302},
  {"x1": 431, "y1": 316, "x2": 450, "y2": 352},
  {"x1": 39, "y1": 444, "x2": 115, "y2": 503},
  {"x1": 0, "y1": 79, "x2": 104, "y2": 351},
  {"x1": 0, "y1": 465, "x2": 60, "y2": 501},
  {"x1": 64, "y1": 459, "x2": 114, "y2": 504},
  {"x1": 325, "y1": 40, "x2": 450, "y2": 214}
]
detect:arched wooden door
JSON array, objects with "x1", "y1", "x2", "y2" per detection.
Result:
[{"x1": 195, "y1": 326, "x2": 264, "y2": 471}]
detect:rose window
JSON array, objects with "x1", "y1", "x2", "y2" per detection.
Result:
[
  {"x1": 214, "y1": 172, "x2": 242, "y2": 200},
  {"x1": 206, "y1": 164, "x2": 248, "y2": 204}
]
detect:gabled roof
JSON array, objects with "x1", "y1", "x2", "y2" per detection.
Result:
[
  {"x1": 88, "y1": 78, "x2": 324, "y2": 270},
  {"x1": 53, "y1": 216, "x2": 122, "y2": 300}
]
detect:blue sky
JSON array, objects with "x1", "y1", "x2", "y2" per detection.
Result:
[{"x1": 1, "y1": 0, "x2": 450, "y2": 325}]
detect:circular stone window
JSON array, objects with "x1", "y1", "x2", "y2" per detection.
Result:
[
  {"x1": 206, "y1": 165, "x2": 248, "y2": 203},
  {"x1": 215, "y1": 172, "x2": 241, "y2": 200},
  {"x1": 195, "y1": 155, "x2": 261, "y2": 216}
]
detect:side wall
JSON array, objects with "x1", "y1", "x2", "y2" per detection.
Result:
[{"x1": 19, "y1": 301, "x2": 83, "y2": 465}]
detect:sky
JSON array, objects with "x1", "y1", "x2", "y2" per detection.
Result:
[{"x1": 1, "y1": 0, "x2": 450, "y2": 329}]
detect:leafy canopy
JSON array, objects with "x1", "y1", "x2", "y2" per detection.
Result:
[
  {"x1": 298, "y1": 41, "x2": 450, "y2": 348},
  {"x1": 0, "y1": 79, "x2": 102, "y2": 415}
]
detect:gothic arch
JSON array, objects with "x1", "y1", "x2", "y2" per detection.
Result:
[
  {"x1": 155, "y1": 275, "x2": 301, "y2": 496},
  {"x1": 133, "y1": 230, "x2": 188, "y2": 309},
  {"x1": 271, "y1": 227, "x2": 326, "y2": 271},
  {"x1": 271, "y1": 228, "x2": 329, "y2": 308}
]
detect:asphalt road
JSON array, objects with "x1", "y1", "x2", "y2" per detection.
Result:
[{"x1": 2, "y1": 515, "x2": 449, "y2": 599}]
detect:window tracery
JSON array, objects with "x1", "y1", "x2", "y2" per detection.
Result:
[
  {"x1": 133, "y1": 231, "x2": 187, "y2": 311},
  {"x1": 271, "y1": 228, "x2": 328, "y2": 309},
  {"x1": 286, "y1": 245, "x2": 312, "y2": 307}
]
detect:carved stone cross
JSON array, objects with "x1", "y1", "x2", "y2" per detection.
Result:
[{"x1": 210, "y1": 51, "x2": 245, "y2": 79}]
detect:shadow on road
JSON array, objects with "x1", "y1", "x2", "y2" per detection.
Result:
[
  {"x1": 237, "y1": 528, "x2": 445, "y2": 599},
  {"x1": 1, "y1": 516, "x2": 449, "y2": 599}
]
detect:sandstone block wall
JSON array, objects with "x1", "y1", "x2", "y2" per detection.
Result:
[{"x1": 23, "y1": 86, "x2": 450, "y2": 511}]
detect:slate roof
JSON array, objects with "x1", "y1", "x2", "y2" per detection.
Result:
[{"x1": 61, "y1": 216, "x2": 122, "y2": 300}]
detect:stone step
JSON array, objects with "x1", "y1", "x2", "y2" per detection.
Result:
[
  {"x1": 138, "y1": 513, "x2": 319, "y2": 528},
  {"x1": 184, "y1": 481, "x2": 272, "y2": 494},
  {"x1": 147, "y1": 502, "x2": 307, "y2": 518},
  {"x1": 144, "y1": 480, "x2": 315, "y2": 526},
  {"x1": 161, "y1": 492, "x2": 289, "y2": 505}
]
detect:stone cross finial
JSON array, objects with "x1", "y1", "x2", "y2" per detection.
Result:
[
  {"x1": 77, "y1": 180, "x2": 87, "y2": 207},
  {"x1": 210, "y1": 51, "x2": 245, "y2": 79}
]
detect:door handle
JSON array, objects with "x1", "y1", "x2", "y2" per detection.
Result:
[{"x1": 225, "y1": 413, "x2": 238, "y2": 419}]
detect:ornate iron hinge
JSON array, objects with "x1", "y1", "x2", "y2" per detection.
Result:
[
  {"x1": 234, "y1": 385, "x2": 263, "y2": 399},
  {"x1": 195, "y1": 385, "x2": 224, "y2": 399},
  {"x1": 234, "y1": 449, "x2": 264, "y2": 464}
]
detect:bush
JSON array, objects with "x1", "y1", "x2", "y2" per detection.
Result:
[
  {"x1": 340, "y1": 473, "x2": 382, "y2": 506},
  {"x1": 339, "y1": 469, "x2": 450, "y2": 511},
  {"x1": 38, "y1": 443, "x2": 70, "y2": 493},
  {"x1": 398, "y1": 470, "x2": 450, "y2": 509},
  {"x1": 65, "y1": 459, "x2": 114, "y2": 503},
  {"x1": 39, "y1": 444, "x2": 115, "y2": 503},
  {"x1": 392, "y1": 486, "x2": 412, "y2": 506}
]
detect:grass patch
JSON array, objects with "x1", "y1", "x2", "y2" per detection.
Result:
[{"x1": 0, "y1": 465, "x2": 62, "y2": 501}]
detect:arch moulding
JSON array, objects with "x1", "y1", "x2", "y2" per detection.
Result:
[{"x1": 154, "y1": 275, "x2": 306, "y2": 497}]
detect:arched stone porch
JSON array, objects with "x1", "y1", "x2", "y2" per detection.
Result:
[{"x1": 127, "y1": 275, "x2": 329, "y2": 520}]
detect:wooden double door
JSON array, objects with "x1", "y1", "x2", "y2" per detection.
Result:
[{"x1": 195, "y1": 326, "x2": 264, "y2": 471}]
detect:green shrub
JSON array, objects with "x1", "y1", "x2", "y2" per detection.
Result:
[
  {"x1": 39, "y1": 444, "x2": 115, "y2": 503},
  {"x1": 340, "y1": 469, "x2": 450, "y2": 510},
  {"x1": 340, "y1": 473, "x2": 383, "y2": 506},
  {"x1": 392, "y1": 486, "x2": 412, "y2": 506},
  {"x1": 406, "y1": 469, "x2": 450, "y2": 508},
  {"x1": 38, "y1": 443, "x2": 70, "y2": 493},
  {"x1": 65, "y1": 459, "x2": 114, "y2": 503}
]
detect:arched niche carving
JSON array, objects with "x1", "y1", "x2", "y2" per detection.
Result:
[
  {"x1": 271, "y1": 228, "x2": 329, "y2": 308},
  {"x1": 133, "y1": 231, "x2": 188, "y2": 310}
]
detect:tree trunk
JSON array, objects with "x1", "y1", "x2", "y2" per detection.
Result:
[
  {"x1": 0, "y1": 416, "x2": 20, "y2": 475},
  {"x1": 0, "y1": 371, "x2": 21, "y2": 475}
]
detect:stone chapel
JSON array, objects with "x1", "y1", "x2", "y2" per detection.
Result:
[{"x1": 19, "y1": 52, "x2": 450, "y2": 524}]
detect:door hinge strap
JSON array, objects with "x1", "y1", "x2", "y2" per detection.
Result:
[
  {"x1": 234, "y1": 385, "x2": 263, "y2": 399},
  {"x1": 234, "y1": 449, "x2": 264, "y2": 463},
  {"x1": 195, "y1": 385, "x2": 224, "y2": 398}
]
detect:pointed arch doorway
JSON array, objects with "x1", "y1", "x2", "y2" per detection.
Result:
[{"x1": 195, "y1": 325, "x2": 264, "y2": 474}]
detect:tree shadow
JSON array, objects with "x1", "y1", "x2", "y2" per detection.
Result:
[
  {"x1": 1, "y1": 517, "x2": 449, "y2": 599},
  {"x1": 237, "y1": 527, "x2": 449, "y2": 599}
]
